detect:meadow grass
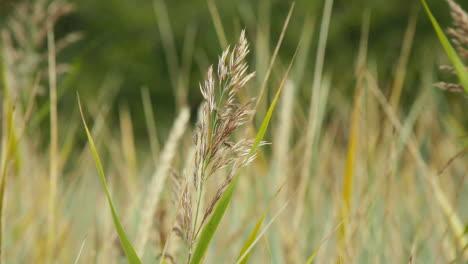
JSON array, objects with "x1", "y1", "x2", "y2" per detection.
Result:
[{"x1": 0, "y1": 0, "x2": 467, "y2": 263}]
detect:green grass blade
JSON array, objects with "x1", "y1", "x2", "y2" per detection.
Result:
[
  {"x1": 0, "y1": 99, "x2": 16, "y2": 262},
  {"x1": 421, "y1": 0, "x2": 468, "y2": 94},
  {"x1": 235, "y1": 201, "x2": 289, "y2": 264},
  {"x1": 305, "y1": 221, "x2": 343, "y2": 264},
  {"x1": 78, "y1": 96, "x2": 141, "y2": 264},
  {"x1": 235, "y1": 182, "x2": 286, "y2": 263},
  {"x1": 236, "y1": 214, "x2": 265, "y2": 264},
  {"x1": 189, "y1": 175, "x2": 238, "y2": 264},
  {"x1": 338, "y1": 83, "x2": 362, "y2": 259},
  {"x1": 189, "y1": 61, "x2": 290, "y2": 264},
  {"x1": 305, "y1": 250, "x2": 319, "y2": 264}
]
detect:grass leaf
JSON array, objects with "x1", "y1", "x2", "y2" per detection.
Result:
[
  {"x1": 235, "y1": 201, "x2": 289, "y2": 264},
  {"x1": 0, "y1": 98, "x2": 16, "y2": 258},
  {"x1": 189, "y1": 175, "x2": 238, "y2": 264},
  {"x1": 338, "y1": 80, "x2": 363, "y2": 257},
  {"x1": 421, "y1": 0, "x2": 468, "y2": 94},
  {"x1": 305, "y1": 221, "x2": 343, "y2": 264},
  {"x1": 78, "y1": 96, "x2": 141, "y2": 264},
  {"x1": 236, "y1": 181, "x2": 287, "y2": 263},
  {"x1": 305, "y1": 249, "x2": 319, "y2": 264},
  {"x1": 236, "y1": 214, "x2": 265, "y2": 264}
]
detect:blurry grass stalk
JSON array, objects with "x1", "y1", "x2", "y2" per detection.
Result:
[
  {"x1": 0, "y1": 36, "x2": 9, "y2": 264},
  {"x1": 180, "y1": 24, "x2": 197, "y2": 106},
  {"x1": 293, "y1": 73, "x2": 330, "y2": 242},
  {"x1": 366, "y1": 72, "x2": 468, "y2": 261},
  {"x1": 73, "y1": 237, "x2": 87, "y2": 264},
  {"x1": 389, "y1": 10, "x2": 417, "y2": 108},
  {"x1": 0, "y1": 97, "x2": 16, "y2": 264},
  {"x1": 236, "y1": 181, "x2": 286, "y2": 264},
  {"x1": 252, "y1": 3, "x2": 295, "y2": 116},
  {"x1": 152, "y1": 0, "x2": 179, "y2": 90},
  {"x1": 338, "y1": 81, "x2": 363, "y2": 259},
  {"x1": 78, "y1": 96, "x2": 142, "y2": 264},
  {"x1": 47, "y1": 23, "x2": 59, "y2": 262},
  {"x1": 0, "y1": 45, "x2": 39, "y2": 261},
  {"x1": 338, "y1": 9, "x2": 369, "y2": 261},
  {"x1": 292, "y1": 15, "x2": 315, "y2": 88},
  {"x1": 235, "y1": 200, "x2": 289, "y2": 264},
  {"x1": 119, "y1": 104, "x2": 138, "y2": 194},
  {"x1": 153, "y1": 0, "x2": 194, "y2": 109},
  {"x1": 141, "y1": 87, "x2": 161, "y2": 163},
  {"x1": 136, "y1": 107, "x2": 190, "y2": 256},
  {"x1": 305, "y1": 221, "x2": 343, "y2": 264},
  {"x1": 255, "y1": 0, "x2": 272, "y2": 90},
  {"x1": 294, "y1": 0, "x2": 333, "y2": 232},
  {"x1": 272, "y1": 78, "x2": 294, "y2": 206},
  {"x1": 207, "y1": 0, "x2": 228, "y2": 49}
]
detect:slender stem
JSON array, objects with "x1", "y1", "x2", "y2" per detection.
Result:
[
  {"x1": 47, "y1": 24, "x2": 59, "y2": 263},
  {"x1": 188, "y1": 182, "x2": 203, "y2": 264}
]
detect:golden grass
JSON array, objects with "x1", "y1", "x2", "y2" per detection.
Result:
[
  {"x1": 136, "y1": 107, "x2": 190, "y2": 256},
  {"x1": 0, "y1": 0, "x2": 467, "y2": 263}
]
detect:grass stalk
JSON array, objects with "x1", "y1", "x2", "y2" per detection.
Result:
[
  {"x1": 47, "y1": 24, "x2": 59, "y2": 263},
  {"x1": 294, "y1": 0, "x2": 334, "y2": 231},
  {"x1": 207, "y1": 0, "x2": 228, "y2": 49},
  {"x1": 78, "y1": 96, "x2": 142, "y2": 264},
  {"x1": 252, "y1": 3, "x2": 295, "y2": 116},
  {"x1": 136, "y1": 108, "x2": 190, "y2": 256},
  {"x1": 366, "y1": 72, "x2": 468, "y2": 261}
]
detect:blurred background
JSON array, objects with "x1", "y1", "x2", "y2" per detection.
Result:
[{"x1": 1, "y1": 0, "x2": 467, "y2": 134}]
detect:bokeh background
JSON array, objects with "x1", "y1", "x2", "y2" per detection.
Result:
[{"x1": 1, "y1": 0, "x2": 466, "y2": 134}]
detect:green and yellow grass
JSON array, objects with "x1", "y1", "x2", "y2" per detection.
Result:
[{"x1": 0, "y1": 0, "x2": 467, "y2": 263}]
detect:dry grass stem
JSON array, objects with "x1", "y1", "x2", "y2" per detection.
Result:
[{"x1": 136, "y1": 108, "x2": 190, "y2": 256}]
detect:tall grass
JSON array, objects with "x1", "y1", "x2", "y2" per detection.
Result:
[{"x1": 0, "y1": 0, "x2": 467, "y2": 263}]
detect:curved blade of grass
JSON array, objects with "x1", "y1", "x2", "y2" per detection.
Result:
[
  {"x1": 207, "y1": 0, "x2": 228, "y2": 49},
  {"x1": 339, "y1": 80, "x2": 363, "y2": 253},
  {"x1": 421, "y1": 0, "x2": 468, "y2": 94},
  {"x1": 236, "y1": 214, "x2": 264, "y2": 264},
  {"x1": 235, "y1": 201, "x2": 289, "y2": 264},
  {"x1": 73, "y1": 236, "x2": 87, "y2": 264},
  {"x1": 0, "y1": 98, "x2": 16, "y2": 264},
  {"x1": 189, "y1": 175, "x2": 238, "y2": 264},
  {"x1": 305, "y1": 221, "x2": 343, "y2": 264},
  {"x1": 305, "y1": 250, "x2": 319, "y2": 264},
  {"x1": 235, "y1": 182, "x2": 287, "y2": 264},
  {"x1": 78, "y1": 96, "x2": 141, "y2": 264},
  {"x1": 189, "y1": 49, "x2": 295, "y2": 264}
]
